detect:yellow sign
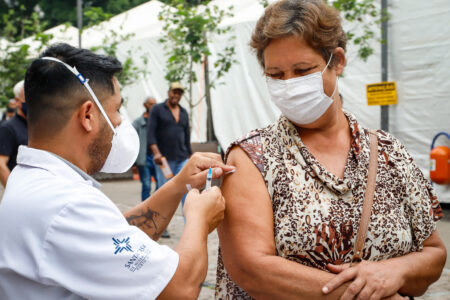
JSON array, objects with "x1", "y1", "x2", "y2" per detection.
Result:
[{"x1": 366, "y1": 81, "x2": 397, "y2": 106}]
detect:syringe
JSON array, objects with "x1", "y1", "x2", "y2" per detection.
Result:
[{"x1": 205, "y1": 167, "x2": 212, "y2": 191}]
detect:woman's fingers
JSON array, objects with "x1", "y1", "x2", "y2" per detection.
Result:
[
  {"x1": 323, "y1": 267, "x2": 357, "y2": 294},
  {"x1": 340, "y1": 277, "x2": 366, "y2": 300},
  {"x1": 327, "y1": 263, "x2": 351, "y2": 274},
  {"x1": 356, "y1": 284, "x2": 376, "y2": 300}
]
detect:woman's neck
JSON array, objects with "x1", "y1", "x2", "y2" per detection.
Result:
[{"x1": 296, "y1": 105, "x2": 349, "y2": 140}]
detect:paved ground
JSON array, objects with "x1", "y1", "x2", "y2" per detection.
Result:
[{"x1": 1, "y1": 179, "x2": 449, "y2": 299}]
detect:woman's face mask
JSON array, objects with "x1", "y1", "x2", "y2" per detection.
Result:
[
  {"x1": 266, "y1": 54, "x2": 338, "y2": 125},
  {"x1": 41, "y1": 57, "x2": 139, "y2": 174}
]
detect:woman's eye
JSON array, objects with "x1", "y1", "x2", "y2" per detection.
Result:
[
  {"x1": 267, "y1": 73, "x2": 282, "y2": 79},
  {"x1": 294, "y1": 68, "x2": 313, "y2": 75}
]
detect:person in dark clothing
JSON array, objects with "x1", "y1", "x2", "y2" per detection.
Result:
[
  {"x1": 147, "y1": 82, "x2": 192, "y2": 205},
  {"x1": 1, "y1": 100, "x2": 17, "y2": 124},
  {"x1": 0, "y1": 81, "x2": 28, "y2": 187},
  {"x1": 1, "y1": 108, "x2": 16, "y2": 125},
  {"x1": 132, "y1": 96, "x2": 158, "y2": 201}
]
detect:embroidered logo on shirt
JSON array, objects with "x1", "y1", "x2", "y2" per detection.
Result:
[{"x1": 112, "y1": 237, "x2": 133, "y2": 254}]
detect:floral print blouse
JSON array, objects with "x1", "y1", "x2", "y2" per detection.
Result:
[{"x1": 215, "y1": 112, "x2": 443, "y2": 299}]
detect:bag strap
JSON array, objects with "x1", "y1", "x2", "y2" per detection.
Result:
[{"x1": 351, "y1": 130, "x2": 378, "y2": 265}]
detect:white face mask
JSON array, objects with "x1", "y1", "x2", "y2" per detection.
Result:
[
  {"x1": 41, "y1": 57, "x2": 139, "y2": 173},
  {"x1": 266, "y1": 54, "x2": 338, "y2": 125}
]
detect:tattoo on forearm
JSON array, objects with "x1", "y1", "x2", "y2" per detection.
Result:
[{"x1": 126, "y1": 208, "x2": 167, "y2": 239}]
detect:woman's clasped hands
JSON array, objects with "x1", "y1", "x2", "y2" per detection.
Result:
[{"x1": 322, "y1": 260, "x2": 409, "y2": 300}]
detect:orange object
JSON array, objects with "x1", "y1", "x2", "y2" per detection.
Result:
[
  {"x1": 430, "y1": 146, "x2": 450, "y2": 184},
  {"x1": 132, "y1": 172, "x2": 140, "y2": 181}
]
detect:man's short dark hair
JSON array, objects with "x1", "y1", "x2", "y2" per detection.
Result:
[{"x1": 25, "y1": 43, "x2": 122, "y2": 136}]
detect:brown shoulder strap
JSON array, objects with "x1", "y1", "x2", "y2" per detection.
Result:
[{"x1": 351, "y1": 130, "x2": 378, "y2": 264}]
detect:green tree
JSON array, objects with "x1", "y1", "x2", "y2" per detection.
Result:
[
  {"x1": 0, "y1": 7, "x2": 52, "y2": 107},
  {"x1": 160, "y1": 0, "x2": 210, "y2": 5},
  {"x1": 0, "y1": 4, "x2": 147, "y2": 108},
  {"x1": 330, "y1": 0, "x2": 385, "y2": 60},
  {"x1": 158, "y1": 0, "x2": 236, "y2": 140},
  {"x1": 0, "y1": 0, "x2": 150, "y2": 39}
]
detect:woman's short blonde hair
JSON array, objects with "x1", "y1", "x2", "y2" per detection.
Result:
[{"x1": 250, "y1": 0, "x2": 347, "y2": 68}]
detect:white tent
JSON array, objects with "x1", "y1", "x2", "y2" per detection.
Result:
[
  {"x1": 18, "y1": 0, "x2": 450, "y2": 202},
  {"x1": 19, "y1": 24, "x2": 79, "y2": 55}
]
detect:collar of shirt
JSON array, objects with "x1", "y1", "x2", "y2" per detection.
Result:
[
  {"x1": 343, "y1": 110, "x2": 362, "y2": 159},
  {"x1": 16, "y1": 146, "x2": 101, "y2": 189},
  {"x1": 138, "y1": 115, "x2": 147, "y2": 127},
  {"x1": 164, "y1": 99, "x2": 183, "y2": 111}
]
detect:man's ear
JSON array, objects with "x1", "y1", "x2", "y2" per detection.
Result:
[{"x1": 78, "y1": 100, "x2": 96, "y2": 133}]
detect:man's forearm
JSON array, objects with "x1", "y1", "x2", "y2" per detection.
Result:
[
  {"x1": 124, "y1": 176, "x2": 186, "y2": 240},
  {"x1": 157, "y1": 216, "x2": 209, "y2": 300},
  {"x1": 150, "y1": 144, "x2": 161, "y2": 156},
  {"x1": 0, "y1": 164, "x2": 10, "y2": 187},
  {"x1": 172, "y1": 216, "x2": 209, "y2": 297}
]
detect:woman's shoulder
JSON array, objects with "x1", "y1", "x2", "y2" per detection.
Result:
[
  {"x1": 368, "y1": 129, "x2": 412, "y2": 161},
  {"x1": 345, "y1": 110, "x2": 413, "y2": 166},
  {"x1": 226, "y1": 129, "x2": 264, "y2": 174}
]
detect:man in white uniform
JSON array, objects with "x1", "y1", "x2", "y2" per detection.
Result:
[{"x1": 0, "y1": 43, "x2": 233, "y2": 300}]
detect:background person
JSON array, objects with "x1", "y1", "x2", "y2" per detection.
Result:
[
  {"x1": 148, "y1": 82, "x2": 192, "y2": 193},
  {"x1": 216, "y1": 1, "x2": 446, "y2": 299},
  {"x1": 132, "y1": 96, "x2": 158, "y2": 201},
  {"x1": 1, "y1": 99, "x2": 17, "y2": 123},
  {"x1": 0, "y1": 81, "x2": 28, "y2": 187},
  {"x1": 0, "y1": 43, "x2": 234, "y2": 300},
  {"x1": 1, "y1": 107, "x2": 16, "y2": 125},
  {"x1": 147, "y1": 82, "x2": 192, "y2": 237}
]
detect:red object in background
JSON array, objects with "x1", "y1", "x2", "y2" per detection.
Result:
[
  {"x1": 430, "y1": 146, "x2": 450, "y2": 184},
  {"x1": 132, "y1": 172, "x2": 140, "y2": 181}
]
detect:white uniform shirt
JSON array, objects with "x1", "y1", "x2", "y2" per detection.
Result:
[{"x1": 0, "y1": 146, "x2": 179, "y2": 300}]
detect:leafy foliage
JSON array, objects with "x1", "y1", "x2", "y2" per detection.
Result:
[
  {"x1": 328, "y1": 0, "x2": 384, "y2": 61},
  {"x1": 158, "y1": 0, "x2": 236, "y2": 127},
  {"x1": 0, "y1": 4, "x2": 147, "y2": 108},
  {"x1": 0, "y1": 8, "x2": 52, "y2": 107},
  {"x1": 0, "y1": 0, "x2": 150, "y2": 39}
]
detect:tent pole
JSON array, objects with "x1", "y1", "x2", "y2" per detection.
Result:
[
  {"x1": 77, "y1": 0, "x2": 83, "y2": 48},
  {"x1": 381, "y1": 0, "x2": 389, "y2": 131},
  {"x1": 204, "y1": 55, "x2": 217, "y2": 142}
]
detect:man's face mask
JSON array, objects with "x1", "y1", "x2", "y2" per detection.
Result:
[{"x1": 41, "y1": 57, "x2": 139, "y2": 173}]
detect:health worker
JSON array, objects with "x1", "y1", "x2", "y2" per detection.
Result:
[{"x1": 0, "y1": 43, "x2": 233, "y2": 300}]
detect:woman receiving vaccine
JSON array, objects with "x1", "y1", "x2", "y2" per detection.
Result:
[{"x1": 215, "y1": 0, "x2": 446, "y2": 299}]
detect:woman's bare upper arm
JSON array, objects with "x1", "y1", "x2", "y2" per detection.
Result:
[
  {"x1": 423, "y1": 230, "x2": 446, "y2": 251},
  {"x1": 218, "y1": 146, "x2": 276, "y2": 272}
]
